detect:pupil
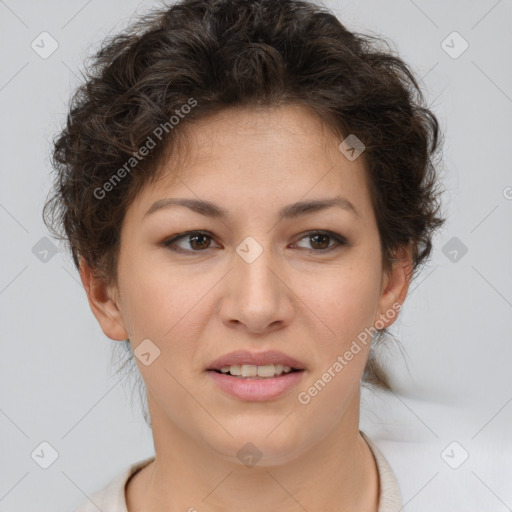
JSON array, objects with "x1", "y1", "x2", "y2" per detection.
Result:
[
  {"x1": 311, "y1": 234, "x2": 329, "y2": 249},
  {"x1": 191, "y1": 234, "x2": 209, "y2": 250}
]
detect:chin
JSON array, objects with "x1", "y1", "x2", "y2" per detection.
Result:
[{"x1": 205, "y1": 421, "x2": 307, "y2": 468}]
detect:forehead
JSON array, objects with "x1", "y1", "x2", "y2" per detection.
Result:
[{"x1": 127, "y1": 104, "x2": 373, "y2": 224}]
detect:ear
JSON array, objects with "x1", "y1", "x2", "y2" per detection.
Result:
[
  {"x1": 374, "y1": 244, "x2": 413, "y2": 329},
  {"x1": 79, "y1": 258, "x2": 129, "y2": 341}
]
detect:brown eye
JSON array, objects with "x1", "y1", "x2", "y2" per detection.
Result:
[
  {"x1": 162, "y1": 231, "x2": 220, "y2": 253},
  {"x1": 309, "y1": 233, "x2": 330, "y2": 250},
  {"x1": 188, "y1": 233, "x2": 211, "y2": 250},
  {"x1": 293, "y1": 231, "x2": 347, "y2": 252}
]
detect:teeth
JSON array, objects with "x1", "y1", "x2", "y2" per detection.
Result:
[
  {"x1": 218, "y1": 364, "x2": 295, "y2": 378},
  {"x1": 221, "y1": 364, "x2": 241, "y2": 375},
  {"x1": 242, "y1": 365, "x2": 258, "y2": 377},
  {"x1": 256, "y1": 364, "x2": 275, "y2": 377}
]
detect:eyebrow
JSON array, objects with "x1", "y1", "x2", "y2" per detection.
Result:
[{"x1": 144, "y1": 196, "x2": 360, "y2": 220}]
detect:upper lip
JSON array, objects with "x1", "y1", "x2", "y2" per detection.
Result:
[{"x1": 207, "y1": 350, "x2": 306, "y2": 371}]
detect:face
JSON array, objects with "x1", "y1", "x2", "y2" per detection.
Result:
[{"x1": 83, "y1": 104, "x2": 410, "y2": 466}]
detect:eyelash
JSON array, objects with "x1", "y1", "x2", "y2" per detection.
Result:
[{"x1": 161, "y1": 230, "x2": 348, "y2": 254}]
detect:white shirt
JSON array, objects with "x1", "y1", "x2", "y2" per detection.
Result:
[{"x1": 74, "y1": 432, "x2": 403, "y2": 511}]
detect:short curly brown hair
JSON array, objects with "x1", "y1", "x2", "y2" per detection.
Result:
[{"x1": 43, "y1": 0, "x2": 445, "y2": 393}]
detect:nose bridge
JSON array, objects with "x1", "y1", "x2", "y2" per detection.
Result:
[
  {"x1": 235, "y1": 234, "x2": 279, "y2": 302},
  {"x1": 221, "y1": 234, "x2": 292, "y2": 331}
]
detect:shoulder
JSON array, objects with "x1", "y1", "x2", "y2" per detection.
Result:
[{"x1": 73, "y1": 457, "x2": 155, "y2": 512}]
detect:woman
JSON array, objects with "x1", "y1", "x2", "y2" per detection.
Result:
[{"x1": 44, "y1": 0, "x2": 445, "y2": 510}]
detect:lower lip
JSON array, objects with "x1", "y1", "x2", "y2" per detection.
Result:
[{"x1": 207, "y1": 370, "x2": 305, "y2": 402}]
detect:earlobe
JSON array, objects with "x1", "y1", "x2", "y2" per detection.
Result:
[
  {"x1": 374, "y1": 244, "x2": 413, "y2": 329},
  {"x1": 79, "y1": 258, "x2": 129, "y2": 341}
]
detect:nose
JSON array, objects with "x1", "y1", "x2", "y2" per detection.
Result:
[{"x1": 219, "y1": 241, "x2": 295, "y2": 335}]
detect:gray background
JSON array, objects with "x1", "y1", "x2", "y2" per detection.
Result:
[{"x1": 0, "y1": 0, "x2": 511, "y2": 511}]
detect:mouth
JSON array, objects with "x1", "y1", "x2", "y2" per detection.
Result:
[{"x1": 205, "y1": 350, "x2": 306, "y2": 402}]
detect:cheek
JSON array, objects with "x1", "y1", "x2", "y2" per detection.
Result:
[
  {"x1": 118, "y1": 252, "x2": 184, "y2": 333},
  {"x1": 302, "y1": 259, "x2": 382, "y2": 352},
  {"x1": 118, "y1": 254, "x2": 215, "y2": 364},
  {"x1": 294, "y1": 264, "x2": 381, "y2": 416}
]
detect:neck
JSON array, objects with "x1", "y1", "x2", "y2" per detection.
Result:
[{"x1": 127, "y1": 389, "x2": 379, "y2": 512}]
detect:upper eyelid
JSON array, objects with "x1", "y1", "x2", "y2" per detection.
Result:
[{"x1": 162, "y1": 230, "x2": 220, "y2": 247}]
